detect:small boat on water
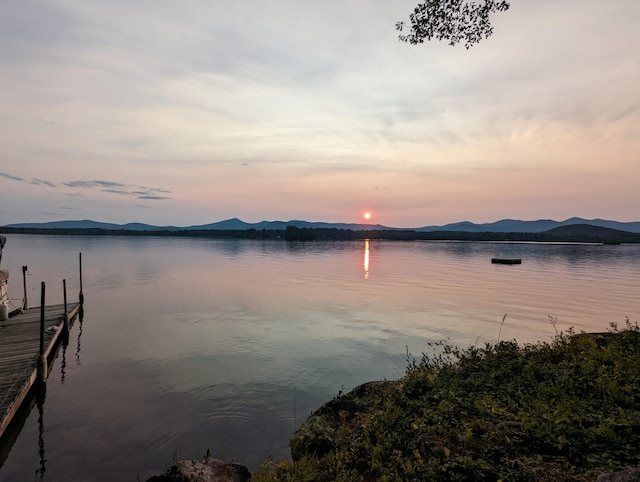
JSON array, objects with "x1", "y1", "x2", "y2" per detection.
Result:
[{"x1": 491, "y1": 258, "x2": 522, "y2": 265}]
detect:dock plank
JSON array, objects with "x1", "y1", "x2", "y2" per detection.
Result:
[{"x1": 0, "y1": 303, "x2": 80, "y2": 439}]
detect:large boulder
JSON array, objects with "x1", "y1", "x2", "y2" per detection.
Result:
[
  {"x1": 290, "y1": 380, "x2": 391, "y2": 461},
  {"x1": 145, "y1": 457, "x2": 250, "y2": 482}
]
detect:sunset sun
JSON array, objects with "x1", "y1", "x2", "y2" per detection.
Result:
[{"x1": 364, "y1": 212, "x2": 371, "y2": 220}]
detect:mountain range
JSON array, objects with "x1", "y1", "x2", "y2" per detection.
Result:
[{"x1": 4, "y1": 217, "x2": 640, "y2": 233}]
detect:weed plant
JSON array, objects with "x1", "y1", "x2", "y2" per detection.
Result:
[{"x1": 254, "y1": 320, "x2": 640, "y2": 481}]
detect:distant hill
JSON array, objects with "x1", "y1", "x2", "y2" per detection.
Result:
[
  {"x1": 540, "y1": 224, "x2": 640, "y2": 243},
  {"x1": 3, "y1": 219, "x2": 181, "y2": 231},
  {"x1": 185, "y1": 218, "x2": 390, "y2": 231},
  {"x1": 3, "y1": 217, "x2": 640, "y2": 234},
  {"x1": 4, "y1": 218, "x2": 391, "y2": 232},
  {"x1": 417, "y1": 217, "x2": 640, "y2": 234}
]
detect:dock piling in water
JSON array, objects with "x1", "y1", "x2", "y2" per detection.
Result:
[
  {"x1": 79, "y1": 252, "x2": 84, "y2": 306},
  {"x1": 37, "y1": 282, "x2": 47, "y2": 384},
  {"x1": 39, "y1": 283, "x2": 45, "y2": 357},
  {"x1": 63, "y1": 279, "x2": 70, "y2": 334},
  {"x1": 22, "y1": 265, "x2": 28, "y2": 310}
]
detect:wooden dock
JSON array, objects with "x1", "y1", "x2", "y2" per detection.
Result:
[{"x1": 0, "y1": 302, "x2": 81, "y2": 440}]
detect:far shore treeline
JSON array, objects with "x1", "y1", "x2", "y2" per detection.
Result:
[{"x1": 1, "y1": 224, "x2": 639, "y2": 244}]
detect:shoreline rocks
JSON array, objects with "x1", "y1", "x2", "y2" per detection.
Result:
[
  {"x1": 145, "y1": 457, "x2": 250, "y2": 482},
  {"x1": 597, "y1": 467, "x2": 640, "y2": 482},
  {"x1": 290, "y1": 380, "x2": 391, "y2": 461}
]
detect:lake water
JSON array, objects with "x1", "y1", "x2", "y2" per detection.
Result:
[{"x1": 0, "y1": 235, "x2": 638, "y2": 481}]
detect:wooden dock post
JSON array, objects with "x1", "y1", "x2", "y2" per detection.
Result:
[
  {"x1": 63, "y1": 279, "x2": 70, "y2": 335},
  {"x1": 37, "y1": 282, "x2": 47, "y2": 384},
  {"x1": 79, "y1": 252, "x2": 84, "y2": 306},
  {"x1": 22, "y1": 265, "x2": 28, "y2": 310}
]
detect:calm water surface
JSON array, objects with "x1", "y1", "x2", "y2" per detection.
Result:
[{"x1": 0, "y1": 235, "x2": 638, "y2": 480}]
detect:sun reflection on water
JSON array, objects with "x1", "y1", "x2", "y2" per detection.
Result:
[{"x1": 364, "y1": 239, "x2": 370, "y2": 279}]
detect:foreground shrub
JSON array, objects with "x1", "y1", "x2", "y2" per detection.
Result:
[{"x1": 256, "y1": 320, "x2": 640, "y2": 481}]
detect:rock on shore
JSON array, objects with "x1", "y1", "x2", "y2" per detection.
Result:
[
  {"x1": 145, "y1": 457, "x2": 250, "y2": 482},
  {"x1": 596, "y1": 467, "x2": 640, "y2": 482}
]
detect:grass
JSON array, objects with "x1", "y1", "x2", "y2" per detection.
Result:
[{"x1": 253, "y1": 320, "x2": 640, "y2": 481}]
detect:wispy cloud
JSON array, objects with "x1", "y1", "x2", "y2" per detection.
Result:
[
  {"x1": 102, "y1": 189, "x2": 135, "y2": 195},
  {"x1": 31, "y1": 178, "x2": 56, "y2": 187},
  {"x1": 64, "y1": 180, "x2": 126, "y2": 189},
  {"x1": 0, "y1": 172, "x2": 26, "y2": 182},
  {"x1": 64, "y1": 180, "x2": 173, "y2": 200},
  {"x1": 137, "y1": 195, "x2": 171, "y2": 200},
  {"x1": 141, "y1": 186, "x2": 172, "y2": 194}
]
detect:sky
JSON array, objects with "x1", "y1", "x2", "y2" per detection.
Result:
[{"x1": 1, "y1": 0, "x2": 638, "y2": 228}]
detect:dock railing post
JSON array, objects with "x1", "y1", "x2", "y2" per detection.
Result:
[
  {"x1": 63, "y1": 279, "x2": 70, "y2": 334},
  {"x1": 78, "y1": 252, "x2": 84, "y2": 306},
  {"x1": 22, "y1": 265, "x2": 28, "y2": 310},
  {"x1": 37, "y1": 282, "x2": 47, "y2": 383}
]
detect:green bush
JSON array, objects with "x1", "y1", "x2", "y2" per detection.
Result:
[{"x1": 255, "y1": 320, "x2": 640, "y2": 481}]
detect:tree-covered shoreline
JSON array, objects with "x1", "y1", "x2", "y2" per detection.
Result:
[{"x1": 2, "y1": 224, "x2": 639, "y2": 244}]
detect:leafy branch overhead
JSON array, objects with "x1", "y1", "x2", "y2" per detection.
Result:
[{"x1": 397, "y1": 0, "x2": 511, "y2": 48}]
